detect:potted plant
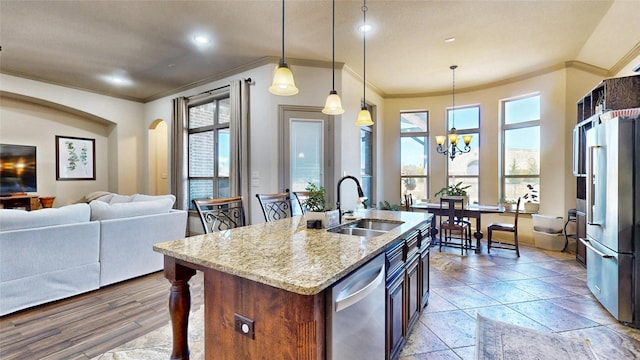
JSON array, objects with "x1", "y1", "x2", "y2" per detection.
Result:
[
  {"x1": 500, "y1": 197, "x2": 517, "y2": 211},
  {"x1": 523, "y1": 184, "x2": 539, "y2": 213},
  {"x1": 434, "y1": 181, "x2": 471, "y2": 204},
  {"x1": 304, "y1": 182, "x2": 339, "y2": 228}
]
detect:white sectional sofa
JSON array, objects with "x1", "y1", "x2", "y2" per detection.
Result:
[{"x1": 0, "y1": 193, "x2": 187, "y2": 316}]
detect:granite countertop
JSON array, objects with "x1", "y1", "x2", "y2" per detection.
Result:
[{"x1": 153, "y1": 209, "x2": 432, "y2": 295}]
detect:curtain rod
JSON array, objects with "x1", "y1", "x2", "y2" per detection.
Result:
[{"x1": 187, "y1": 78, "x2": 252, "y2": 100}]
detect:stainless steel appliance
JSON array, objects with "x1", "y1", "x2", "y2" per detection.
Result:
[
  {"x1": 581, "y1": 114, "x2": 640, "y2": 327},
  {"x1": 326, "y1": 252, "x2": 386, "y2": 359}
]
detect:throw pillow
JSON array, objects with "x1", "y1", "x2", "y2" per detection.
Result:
[
  {"x1": 131, "y1": 194, "x2": 176, "y2": 206},
  {"x1": 89, "y1": 198, "x2": 174, "y2": 221},
  {"x1": 75, "y1": 191, "x2": 112, "y2": 203}
]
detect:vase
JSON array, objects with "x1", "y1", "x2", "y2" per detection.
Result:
[
  {"x1": 524, "y1": 202, "x2": 539, "y2": 213},
  {"x1": 39, "y1": 196, "x2": 56, "y2": 208}
]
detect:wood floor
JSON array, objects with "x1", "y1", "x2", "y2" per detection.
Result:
[{"x1": 0, "y1": 271, "x2": 204, "y2": 360}]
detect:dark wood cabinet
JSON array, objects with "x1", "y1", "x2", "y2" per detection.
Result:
[
  {"x1": 405, "y1": 253, "x2": 420, "y2": 331},
  {"x1": 385, "y1": 221, "x2": 431, "y2": 360},
  {"x1": 386, "y1": 271, "x2": 404, "y2": 360},
  {"x1": 0, "y1": 195, "x2": 41, "y2": 210},
  {"x1": 419, "y1": 244, "x2": 430, "y2": 309},
  {"x1": 576, "y1": 209, "x2": 587, "y2": 267},
  {"x1": 576, "y1": 75, "x2": 640, "y2": 123}
]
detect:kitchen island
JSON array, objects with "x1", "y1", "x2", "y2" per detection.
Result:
[{"x1": 153, "y1": 209, "x2": 432, "y2": 359}]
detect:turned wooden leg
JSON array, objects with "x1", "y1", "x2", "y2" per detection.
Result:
[{"x1": 164, "y1": 256, "x2": 196, "y2": 360}]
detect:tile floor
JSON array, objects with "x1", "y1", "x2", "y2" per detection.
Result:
[
  {"x1": 98, "y1": 243, "x2": 640, "y2": 359},
  {"x1": 399, "y1": 244, "x2": 640, "y2": 359}
]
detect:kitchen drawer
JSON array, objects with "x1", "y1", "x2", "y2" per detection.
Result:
[{"x1": 386, "y1": 239, "x2": 404, "y2": 280}]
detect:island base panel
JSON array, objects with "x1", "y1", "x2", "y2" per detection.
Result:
[{"x1": 204, "y1": 268, "x2": 325, "y2": 360}]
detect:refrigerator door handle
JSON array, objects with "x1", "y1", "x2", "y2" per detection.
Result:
[
  {"x1": 572, "y1": 126, "x2": 579, "y2": 176},
  {"x1": 587, "y1": 145, "x2": 605, "y2": 225},
  {"x1": 579, "y1": 237, "x2": 613, "y2": 259}
]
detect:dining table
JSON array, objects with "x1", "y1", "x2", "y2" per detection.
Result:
[{"x1": 411, "y1": 201, "x2": 505, "y2": 253}]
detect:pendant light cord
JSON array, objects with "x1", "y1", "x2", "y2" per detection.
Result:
[
  {"x1": 331, "y1": 0, "x2": 335, "y2": 91},
  {"x1": 451, "y1": 65, "x2": 457, "y2": 129},
  {"x1": 281, "y1": 0, "x2": 285, "y2": 63},
  {"x1": 362, "y1": 0, "x2": 367, "y2": 108}
]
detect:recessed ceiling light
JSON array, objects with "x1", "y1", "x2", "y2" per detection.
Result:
[
  {"x1": 193, "y1": 35, "x2": 210, "y2": 45},
  {"x1": 100, "y1": 73, "x2": 132, "y2": 86},
  {"x1": 445, "y1": 37, "x2": 456, "y2": 43},
  {"x1": 358, "y1": 24, "x2": 372, "y2": 33}
]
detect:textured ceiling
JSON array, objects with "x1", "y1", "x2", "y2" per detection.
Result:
[{"x1": 1, "y1": 0, "x2": 639, "y2": 103}]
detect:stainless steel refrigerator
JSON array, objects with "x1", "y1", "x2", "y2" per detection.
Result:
[{"x1": 581, "y1": 114, "x2": 640, "y2": 327}]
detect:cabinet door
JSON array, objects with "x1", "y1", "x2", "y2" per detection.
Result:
[
  {"x1": 405, "y1": 254, "x2": 420, "y2": 331},
  {"x1": 386, "y1": 273, "x2": 404, "y2": 360},
  {"x1": 419, "y1": 246, "x2": 430, "y2": 309},
  {"x1": 576, "y1": 211, "x2": 587, "y2": 267}
]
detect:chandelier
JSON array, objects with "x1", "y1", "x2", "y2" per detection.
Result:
[{"x1": 436, "y1": 65, "x2": 471, "y2": 160}]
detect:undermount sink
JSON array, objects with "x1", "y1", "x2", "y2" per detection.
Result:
[
  {"x1": 327, "y1": 218, "x2": 404, "y2": 238},
  {"x1": 351, "y1": 219, "x2": 404, "y2": 231},
  {"x1": 334, "y1": 227, "x2": 387, "y2": 237}
]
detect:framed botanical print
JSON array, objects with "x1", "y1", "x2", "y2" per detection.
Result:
[{"x1": 56, "y1": 135, "x2": 96, "y2": 180}]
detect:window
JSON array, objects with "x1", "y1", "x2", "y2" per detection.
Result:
[
  {"x1": 187, "y1": 95, "x2": 231, "y2": 209},
  {"x1": 501, "y1": 94, "x2": 540, "y2": 205},
  {"x1": 447, "y1": 105, "x2": 480, "y2": 204},
  {"x1": 400, "y1": 111, "x2": 429, "y2": 202},
  {"x1": 361, "y1": 125, "x2": 373, "y2": 204}
]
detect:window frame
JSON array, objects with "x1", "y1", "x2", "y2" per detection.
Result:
[
  {"x1": 500, "y1": 93, "x2": 541, "y2": 204},
  {"x1": 187, "y1": 93, "x2": 231, "y2": 209},
  {"x1": 446, "y1": 104, "x2": 480, "y2": 204},
  {"x1": 400, "y1": 110, "x2": 429, "y2": 203}
]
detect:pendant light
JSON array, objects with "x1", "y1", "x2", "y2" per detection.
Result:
[
  {"x1": 322, "y1": 0, "x2": 345, "y2": 115},
  {"x1": 436, "y1": 65, "x2": 472, "y2": 160},
  {"x1": 269, "y1": 0, "x2": 299, "y2": 96},
  {"x1": 355, "y1": 0, "x2": 373, "y2": 126}
]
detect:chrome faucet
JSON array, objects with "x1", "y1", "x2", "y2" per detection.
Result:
[{"x1": 336, "y1": 175, "x2": 365, "y2": 223}]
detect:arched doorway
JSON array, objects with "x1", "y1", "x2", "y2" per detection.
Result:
[{"x1": 148, "y1": 119, "x2": 168, "y2": 195}]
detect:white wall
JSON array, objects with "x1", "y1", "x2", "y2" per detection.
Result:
[
  {"x1": 145, "y1": 62, "x2": 364, "y2": 224},
  {"x1": 0, "y1": 74, "x2": 145, "y2": 197},
  {"x1": 0, "y1": 96, "x2": 110, "y2": 205},
  {"x1": 2, "y1": 63, "x2": 632, "y2": 232}
]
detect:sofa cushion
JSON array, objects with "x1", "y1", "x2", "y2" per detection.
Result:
[
  {"x1": 131, "y1": 194, "x2": 176, "y2": 205},
  {"x1": 75, "y1": 191, "x2": 112, "y2": 203},
  {"x1": 96, "y1": 193, "x2": 133, "y2": 204},
  {"x1": 89, "y1": 198, "x2": 174, "y2": 220},
  {"x1": 0, "y1": 203, "x2": 91, "y2": 231}
]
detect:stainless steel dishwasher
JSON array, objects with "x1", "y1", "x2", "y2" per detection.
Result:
[{"x1": 326, "y1": 252, "x2": 386, "y2": 359}]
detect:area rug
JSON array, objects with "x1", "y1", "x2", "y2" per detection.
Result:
[
  {"x1": 475, "y1": 314, "x2": 599, "y2": 360},
  {"x1": 91, "y1": 306, "x2": 204, "y2": 360}
]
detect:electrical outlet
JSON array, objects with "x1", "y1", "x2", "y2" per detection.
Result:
[{"x1": 234, "y1": 313, "x2": 254, "y2": 339}]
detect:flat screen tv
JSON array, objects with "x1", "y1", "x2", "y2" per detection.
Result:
[{"x1": 0, "y1": 144, "x2": 37, "y2": 195}]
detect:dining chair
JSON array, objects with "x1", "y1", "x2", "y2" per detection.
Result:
[
  {"x1": 404, "y1": 193, "x2": 414, "y2": 212},
  {"x1": 292, "y1": 191, "x2": 310, "y2": 215},
  {"x1": 487, "y1": 197, "x2": 521, "y2": 257},
  {"x1": 256, "y1": 189, "x2": 293, "y2": 222},
  {"x1": 192, "y1": 196, "x2": 246, "y2": 233},
  {"x1": 439, "y1": 196, "x2": 472, "y2": 255}
]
